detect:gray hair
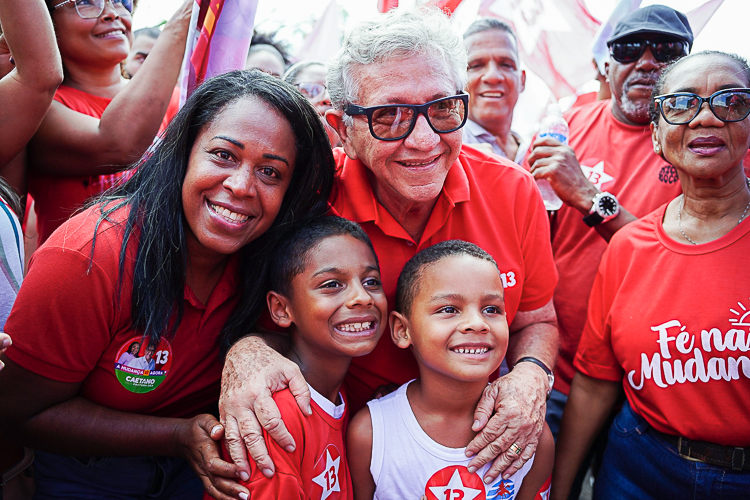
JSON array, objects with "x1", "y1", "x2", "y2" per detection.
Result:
[
  {"x1": 327, "y1": 7, "x2": 468, "y2": 126},
  {"x1": 463, "y1": 18, "x2": 517, "y2": 45}
]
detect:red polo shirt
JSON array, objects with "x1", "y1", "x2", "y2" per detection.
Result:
[{"x1": 331, "y1": 147, "x2": 558, "y2": 410}]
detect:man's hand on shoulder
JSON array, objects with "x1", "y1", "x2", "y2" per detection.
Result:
[
  {"x1": 527, "y1": 136, "x2": 599, "y2": 213},
  {"x1": 465, "y1": 362, "x2": 548, "y2": 484},
  {"x1": 219, "y1": 335, "x2": 311, "y2": 482}
]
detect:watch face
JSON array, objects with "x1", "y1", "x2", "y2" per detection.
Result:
[{"x1": 598, "y1": 194, "x2": 618, "y2": 216}]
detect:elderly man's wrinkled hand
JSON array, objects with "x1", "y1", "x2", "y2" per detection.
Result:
[
  {"x1": 219, "y1": 336, "x2": 311, "y2": 481},
  {"x1": 465, "y1": 363, "x2": 547, "y2": 483},
  {"x1": 527, "y1": 136, "x2": 599, "y2": 212}
]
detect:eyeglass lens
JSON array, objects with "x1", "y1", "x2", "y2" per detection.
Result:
[
  {"x1": 660, "y1": 90, "x2": 750, "y2": 124},
  {"x1": 370, "y1": 97, "x2": 466, "y2": 140},
  {"x1": 75, "y1": 0, "x2": 132, "y2": 18},
  {"x1": 611, "y1": 41, "x2": 685, "y2": 63},
  {"x1": 296, "y1": 83, "x2": 326, "y2": 100}
]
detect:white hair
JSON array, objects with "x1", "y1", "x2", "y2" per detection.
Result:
[{"x1": 327, "y1": 7, "x2": 468, "y2": 126}]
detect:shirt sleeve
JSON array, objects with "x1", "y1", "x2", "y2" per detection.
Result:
[
  {"x1": 573, "y1": 245, "x2": 624, "y2": 382},
  {"x1": 4, "y1": 243, "x2": 119, "y2": 383},
  {"x1": 240, "y1": 391, "x2": 307, "y2": 500}
]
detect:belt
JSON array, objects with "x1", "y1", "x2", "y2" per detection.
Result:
[{"x1": 653, "y1": 430, "x2": 750, "y2": 471}]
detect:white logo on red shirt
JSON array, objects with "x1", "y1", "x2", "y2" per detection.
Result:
[
  {"x1": 426, "y1": 466, "x2": 485, "y2": 500},
  {"x1": 312, "y1": 444, "x2": 341, "y2": 500},
  {"x1": 580, "y1": 161, "x2": 614, "y2": 190},
  {"x1": 628, "y1": 301, "x2": 750, "y2": 390}
]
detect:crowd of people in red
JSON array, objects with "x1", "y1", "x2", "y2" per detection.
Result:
[{"x1": 0, "y1": 1, "x2": 748, "y2": 499}]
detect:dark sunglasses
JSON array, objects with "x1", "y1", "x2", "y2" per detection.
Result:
[
  {"x1": 609, "y1": 39, "x2": 688, "y2": 64},
  {"x1": 53, "y1": 0, "x2": 133, "y2": 19},
  {"x1": 344, "y1": 93, "x2": 468, "y2": 141},
  {"x1": 654, "y1": 88, "x2": 750, "y2": 125}
]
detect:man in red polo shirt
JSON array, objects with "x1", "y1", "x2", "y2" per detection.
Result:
[
  {"x1": 213, "y1": 7, "x2": 558, "y2": 495},
  {"x1": 524, "y1": 5, "x2": 692, "y2": 439}
]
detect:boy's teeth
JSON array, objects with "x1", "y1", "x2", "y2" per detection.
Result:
[
  {"x1": 210, "y1": 203, "x2": 249, "y2": 222},
  {"x1": 338, "y1": 321, "x2": 372, "y2": 332},
  {"x1": 452, "y1": 347, "x2": 488, "y2": 354}
]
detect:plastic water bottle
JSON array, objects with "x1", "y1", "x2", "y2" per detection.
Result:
[{"x1": 536, "y1": 103, "x2": 567, "y2": 211}]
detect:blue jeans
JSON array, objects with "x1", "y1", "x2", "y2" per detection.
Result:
[
  {"x1": 33, "y1": 452, "x2": 203, "y2": 500},
  {"x1": 595, "y1": 401, "x2": 750, "y2": 500}
]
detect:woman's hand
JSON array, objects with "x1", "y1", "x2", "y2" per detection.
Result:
[
  {"x1": 174, "y1": 414, "x2": 249, "y2": 500},
  {"x1": 0, "y1": 332, "x2": 10, "y2": 370},
  {"x1": 219, "y1": 336, "x2": 311, "y2": 480},
  {"x1": 465, "y1": 362, "x2": 548, "y2": 484}
]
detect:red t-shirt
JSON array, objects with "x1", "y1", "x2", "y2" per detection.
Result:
[
  {"x1": 4, "y1": 205, "x2": 238, "y2": 418},
  {"x1": 208, "y1": 388, "x2": 352, "y2": 500},
  {"x1": 575, "y1": 205, "x2": 750, "y2": 446},
  {"x1": 28, "y1": 85, "x2": 128, "y2": 245},
  {"x1": 523, "y1": 100, "x2": 682, "y2": 394},
  {"x1": 332, "y1": 147, "x2": 558, "y2": 410}
]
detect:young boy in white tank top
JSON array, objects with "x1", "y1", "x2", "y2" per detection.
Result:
[{"x1": 347, "y1": 240, "x2": 553, "y2": 500}]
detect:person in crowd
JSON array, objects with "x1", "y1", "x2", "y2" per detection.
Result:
[
  {"x1": 0, "y1": 70, "x2": 335, "y2": 500},
  {"x1": 207, "y1": 216, "x2": 387, "y2": 499},
  {"x1": 348, "y1": 240, "x2": 554, "y2": 500},
  {"x1": 553, "y1": 50, "x2": 750, "y2": 499},
  {"x1": 25, "y1": 0, "x2": 192, "y2": 246},
  {"x1": 462, "y1": 19, "x2": 528, "y2": 163},
  {"x1": 213, "y1": 8, "x2": 558, "y2": 498},
  {"x1": 245, "y1": 36, "x2": 286, "y2": 78},
  {"x1": 524, "y1": 4, "x2": 692, "y2": 437},
  {"x1": 284, "y1": 60, "x2": 340, "y2": 147},
  {"x1": 123, "y1": 25, "x2": 160, "y2": 78}
]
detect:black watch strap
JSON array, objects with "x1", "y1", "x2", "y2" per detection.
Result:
[
  {"x1": 515, "y1": 356, "x2": 552, "y2": 376},
  {"x1": 582, "y1": 211, "x2": 604, "y2": 227}
]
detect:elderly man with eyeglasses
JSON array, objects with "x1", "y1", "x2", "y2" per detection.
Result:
[
  {"x1": 524, "y1": 4, "x2": 692, "y2": 441},
  {"x1": 208, "y1": 7, "x2": 558, "y2": 498}
]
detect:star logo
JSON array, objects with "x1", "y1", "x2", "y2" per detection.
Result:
[
  {"x1": 428, "y1": 469, "x2": 483, "y2": 500},
  {"x1": 312, "y1": 446, "x2": 341, "y2": 500},
  {"x1": 580, "y1": 160, "x2": 614, "y2": 190}
]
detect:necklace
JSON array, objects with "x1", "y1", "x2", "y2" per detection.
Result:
[{"x1": 677, "y1": 179, "x2": 750, "y2": 245}]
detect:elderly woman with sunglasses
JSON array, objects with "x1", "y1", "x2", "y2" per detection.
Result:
[
  {"x1": 552, "y1": 50, "x2": 750, "y2": 500},
  {"x1": 25, "y1": 0, "x2": 191, "y2": 245}
]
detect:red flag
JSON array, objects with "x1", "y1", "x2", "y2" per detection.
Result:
[
  {"x1": 378, "y1": 0, "x2": 398, "y2": 13},
  {"x1": 479, "y1": 0, "x2": 600, "y2": 99},
  {"x1": 427, "y1": 0, "x2": 464, "y2": 15}
]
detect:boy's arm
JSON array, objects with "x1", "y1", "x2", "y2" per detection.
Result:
[
  {"x1": 347, "y1": 407, "x2": 376, "y2": 500},
  {"x1": 515, "y1": 424, "x2": 554, "y2": 500}
]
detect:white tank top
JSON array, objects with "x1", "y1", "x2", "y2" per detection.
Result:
[{"x1": 368, "y1": 381, "x2": 534, "y2": 500}]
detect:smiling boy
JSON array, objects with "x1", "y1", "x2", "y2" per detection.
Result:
[
  {"x1": 206, "y1": 216, "x2": 387, "y2": 499},
  {"x1": 347, "y1": 240, "x2": 553, "y2": 500}
]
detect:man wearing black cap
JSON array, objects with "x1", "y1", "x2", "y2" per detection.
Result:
[{"x1": 523, "y1": 4, "x2": 693, "y2": 440}]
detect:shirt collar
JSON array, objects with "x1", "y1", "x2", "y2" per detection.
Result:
[{"x1": 333, "y1": 149, "x2": 471, "y2": 226}]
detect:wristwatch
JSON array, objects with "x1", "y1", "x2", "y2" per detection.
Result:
[
  {"x1": 515, "y1": 357, "x2": 554, "y2": 400},
  {"x1": 583, "y1": 192, "x2": 620, "y2": 227}
]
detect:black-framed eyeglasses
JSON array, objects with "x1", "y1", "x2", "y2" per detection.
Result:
[
  {"x1": 609, "y1": 39, "x2": 688, "y2": 64},
  {"x1": 53, "y1": 0, "x2": 133, "y2": 19},
  {"x1": 294, "y1": 82, "x2": 327, "y2": 101},
  {"x1": 654, "y1": 88, "x2": 750, "y2": 125},
  {"x1": 345, "y1": 93, "x2": 469, "y2": 141}
]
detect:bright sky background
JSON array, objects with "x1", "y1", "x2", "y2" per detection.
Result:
[
  {"x1": 131, "y1": 0, "x2": 750, "y2": 137},
  {"x1": 132, "y1": 0, "x2": 750, "y2": 63}
]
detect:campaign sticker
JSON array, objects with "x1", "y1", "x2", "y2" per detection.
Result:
[{"x1": 114, "y1": 336, "x2": 172, "y2": 394}]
